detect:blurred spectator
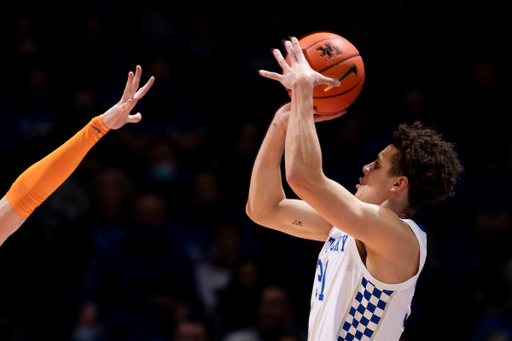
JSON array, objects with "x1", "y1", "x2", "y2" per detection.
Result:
[
  {"x1": 172, "y1": 317, "x2": 213, "y2": 341},
  {"x1": 472, "y1": 257, "x2": 512, "y2": 341},
  {"x1": 277, "y1": 334, "x2": 302, "y2": 341},
  {"x1": 196, "y1": 217, "x2": 242, "y2": 314},
  {"x1": 75, "y1": 191, "x2": 197, "y2": 341},
  {"x1": 484, "y1": 333, "x2": 511, "y2": 341},
  {"x1": 217, "y1": 121, "x2": 261, "y2": 205},
  {"x1": 177, "y1": 170, "x2": 231, "y2": 261},
  {"x1": 217, "y1": 257, "x2": 262, "y2": 334},
  {"x1": 73, "y1": 302, "x2": 104, "y2": 341},
  {"x1": 86, "y1": 168, "x2": 134, "y2": 252},
  {"x1": 221, "y1": 284, "x2": 303, "y2": 341},
  {"x1": 142, "y1": 137, "x2": 185, "y2": 191}
]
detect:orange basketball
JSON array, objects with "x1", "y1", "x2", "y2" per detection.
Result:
[{"x1": 285, "y1": 32, "x2": 365, "y2": 114}]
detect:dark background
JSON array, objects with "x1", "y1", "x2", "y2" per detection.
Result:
[{"x1": 1, "y1": 1, "x2": 512, "y2": 340}]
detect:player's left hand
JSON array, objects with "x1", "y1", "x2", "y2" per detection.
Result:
[
  {"x1": 101, "y1": 65, "x2": 155, "y2": 130},
  {"x1": 260, "y1": 37, "x2": 340, "y2": 90}
]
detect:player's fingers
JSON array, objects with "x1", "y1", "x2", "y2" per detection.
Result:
[
  {"x1": 127, "y1": 113, "x2": 142, "y2": 123},
  {"x1": 131, "y1": 65, "x2": 142, "y2": 95},
  {"x1": 134, "y1": 76, "x2": 155, "y2": 100},
  {"x1": 291, "y1": 37, "x2": 307, "y2": 63},
  {"x1": 259, "y1": 70, "x2": 284, "y2": 82},
  {"x1": 120, "y1": 98, "x2": 133, "y2": 112},
  {"x1": 284, "y1": 40, "x2": 297, "y2": 65},
  {"x1": 313, "y1": 110, "x2": 346, "y2": 122},
  {"x1": 318, "y1": 75, "x2": 341, "y2": 88},
  {"x1": 273, "y1": 49, "x2": 291, "y2": 72},
  {"x1": 121, "y1": 72, "x2": 134, "y2": 102}
]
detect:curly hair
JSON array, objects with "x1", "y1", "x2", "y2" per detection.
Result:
[{"x1": 389, "y1": 122, "x2": 463, "y2": 209}]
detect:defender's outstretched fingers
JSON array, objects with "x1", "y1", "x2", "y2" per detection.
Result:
[
  {"x1": 121, "y1": 72, "x2": 135, "y2": 102},
  {"x1": 134, "y1": 77, "x2": 155, "y2": 100},
  {"x1": 121, "y1": 98, "x2": 133, "y2": 112},
  {"x1": 131, "y1": 65, "x2": 142, "y2": 95},
  {"x1": 128, "y1": 113, "x2": 142, "y2": 123}
]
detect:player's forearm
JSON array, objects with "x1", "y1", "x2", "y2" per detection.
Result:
[
  {"x1": 6, "y1": 116, "x2": 109, "y2": 218},
  {"x1": 247, "y1": 117, "x2": 288, "y2": 222},
  {"x1": 0, "y1": 196, "x2": 27, "y2": 246},
  {"x1": 285, "y1": 79, "x2": 324, "y2": 185}
]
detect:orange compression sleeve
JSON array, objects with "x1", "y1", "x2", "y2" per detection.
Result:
[{"x1": 6, "y1": 116, "x2": 110, "y2": 218}]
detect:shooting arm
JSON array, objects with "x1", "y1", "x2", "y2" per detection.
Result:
[{"x1": 247, "y1": 104, "x2": 332, "y2": 241}]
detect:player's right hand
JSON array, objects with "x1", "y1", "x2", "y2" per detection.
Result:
[{"x1": 260, "y1": 38, "x2": 340, "y2": 90}]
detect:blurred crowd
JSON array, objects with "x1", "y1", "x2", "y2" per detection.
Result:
[{"x1": 1, "y1": 1, "x2": 512, "y2": 341}]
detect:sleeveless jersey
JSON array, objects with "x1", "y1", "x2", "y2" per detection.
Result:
[{"x1": 307, "y1": 219, "x2": 427, "y2": 341}]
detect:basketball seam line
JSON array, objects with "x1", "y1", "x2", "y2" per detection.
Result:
[
  {"x1": 313, "y1": 73, "x2": 365, "y2": 100},
  {"x1": 317, "y1": 54, "x2": 362, "y2": 74}
]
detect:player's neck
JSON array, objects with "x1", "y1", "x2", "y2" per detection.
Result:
[{"x1": 381, "y1": 197, "x2": 416, "y2": 219}]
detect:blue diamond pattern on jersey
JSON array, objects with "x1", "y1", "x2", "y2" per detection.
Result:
[{"x1": 338, "y1": 277, "x2": 394, "y2": 341}]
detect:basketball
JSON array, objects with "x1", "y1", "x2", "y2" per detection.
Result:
[{"x1": 285, "y1": 32, "x2": 365, "y2": 115}]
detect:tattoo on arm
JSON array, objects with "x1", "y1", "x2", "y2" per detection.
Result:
[
  {"x1": 272, "y1": 122, "x2": 278, "y2": 127},
  {"x1": 292, "y1": 220, "x2": 303, "y2": 227}
]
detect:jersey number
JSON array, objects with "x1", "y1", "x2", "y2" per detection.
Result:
[{"x1": 316, "y1": 259, "x2": 329, "y2": 301}]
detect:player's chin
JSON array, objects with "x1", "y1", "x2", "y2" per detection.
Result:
[{"x1": 354, "y1": 185, "x2": 362, "y2": 198}]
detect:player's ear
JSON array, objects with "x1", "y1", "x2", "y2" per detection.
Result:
[{"x1": 391, "y1": 176, "x2": 408, "y2": 192}]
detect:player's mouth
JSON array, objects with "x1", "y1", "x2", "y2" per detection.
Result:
[{"x1": 356, "y1": 177, "x2": 363, "y2": 189}]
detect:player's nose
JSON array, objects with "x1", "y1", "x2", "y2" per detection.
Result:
[{"x1": 362, "y1": 163, "x2": 371, "y2": 176}]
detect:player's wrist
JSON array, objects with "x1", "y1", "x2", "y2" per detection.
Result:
[
  {"x1": 100, "y1": 110, "x2": 117, "y2": 130},
  {"x1": 291, "y1": 77, "x2": 315, "y2": 95},
  {"x1": 92, "y1": 115, "x2": 111, "y2": 135}
]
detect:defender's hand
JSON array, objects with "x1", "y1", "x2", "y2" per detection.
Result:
[{"x1": 101, "y1": 65, "x2": 155, "y2": 130}]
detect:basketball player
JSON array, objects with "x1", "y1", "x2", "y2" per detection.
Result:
[
  {"x1": 247, "y1": 38, "x2": 462, "y2": 340},
  {"x1": 0, "y1": 66, "x2": 154, "y2": 247}
]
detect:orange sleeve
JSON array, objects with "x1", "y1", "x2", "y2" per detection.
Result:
[{"x1": 6, "y1": 116, "x2": 110, "y2": 217}]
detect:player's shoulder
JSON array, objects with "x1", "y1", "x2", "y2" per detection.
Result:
[
  {"x1": 363, "y1": 205, "x2": 420, "y2": 251},
  {"x1": 374, "y1": 205, "x2": 410, "y2": 230}
]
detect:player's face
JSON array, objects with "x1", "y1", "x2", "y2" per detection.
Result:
[{"x1": 355, "y1": 145, "x2": 399, "y2": 205}]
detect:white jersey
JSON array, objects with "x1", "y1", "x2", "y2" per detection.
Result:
[{"x1": 308, "y1": 219, "x2": 427, "y2": 341}]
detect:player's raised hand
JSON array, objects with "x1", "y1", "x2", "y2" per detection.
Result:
[
  {"x1": 101, "y1": 65, "x2": 155, "y2": 130},
  {"x1": 260, "y1": 37, "x2": 340, "y2": 89}
]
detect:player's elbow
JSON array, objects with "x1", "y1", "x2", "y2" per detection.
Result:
[
  {"x1": 246, "y1": 198, "x2": 266, "y2": 225},
  {"x1": 247, "y1": 197, "x2": 280, "y2": 227},
  {"x1": 246, "y1": 200, "x2": 257, "y2": 221},
  {"x1": 286, "y1": 166, "x2": 320, "y2": 195},
  {"x1": 285, "y1": 165, "x2": 304, "y2": 189}
]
